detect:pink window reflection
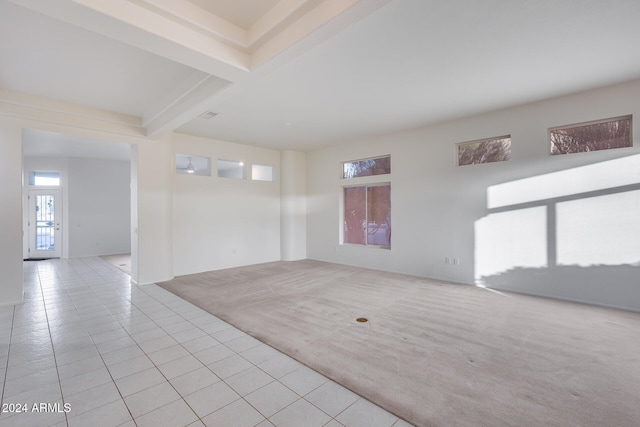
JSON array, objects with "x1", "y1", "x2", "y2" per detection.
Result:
[
  {"x1": 367, "y1": 185, "x2": 391, "y2": 246},
  {"x1": 344, "y1": 186, "x2": 366, "y2": 244}
]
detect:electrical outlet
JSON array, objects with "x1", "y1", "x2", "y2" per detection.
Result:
[
  {"x1": 453, "y1": 258, "x2": 460, "y2": 265},
  {"x1": 445, "y1": 257, "x2": 450, "y2": 264}
]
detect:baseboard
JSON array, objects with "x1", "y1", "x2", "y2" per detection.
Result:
[{"x1": 0, "y1": 294, "x2": 24, "y2": 307}]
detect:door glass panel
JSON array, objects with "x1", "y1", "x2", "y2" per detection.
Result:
[{"x1": 35, "y1": 195, "x2": 56, "y2": 251}]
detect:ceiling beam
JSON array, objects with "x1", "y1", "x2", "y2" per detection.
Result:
[
  {"x1": 11, "y1": 0, "x2": 250, "y2": 81},
  {"x1": 8, "y1": 0, "x2": 392, "y2": 139},
  {"x1": 247, "y1": 0, "x2": 317, "y2": 48},
  {"x1": 144, "y1": 75, "x2": 231, "y2": 138},
  {"x1": 146, "y1": 0, "x2": 393, "y2": 138},
  {"x1": 135, "y1": 0, "x2": 247, "y2": 49},
  {"x1": 72, "y1": 0, "x2": 250, "y2": 77}
]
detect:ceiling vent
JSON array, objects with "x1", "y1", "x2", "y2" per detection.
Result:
[{"x1": 199, "y1": 111, "x2": 218, "y2": 120}]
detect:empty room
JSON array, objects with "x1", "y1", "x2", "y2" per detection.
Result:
[{"x1": 1, "y1": 1, "x2": 639, "y2": 426}]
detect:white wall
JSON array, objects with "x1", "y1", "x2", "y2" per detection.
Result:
[
  {"x1": 130, "y1": 145, "x2": 139, "y2": 282},
  {"x1": 136, "y1": 135, "x2": 174, "y2": 285},
  {"x1": 307, "y1": 79, "x2": 640, "y2": 311},
  {"x1": 281, "y1": 150, "x2": 307, "y2": 260},
  {"x1": 67, "y1": 157, "x2": 130, "y2": 257},
  {"x1": 171, "y1": 133, "x2": 281, "y2": 276},
  {"x1": 0, "y1": 118, "x2": 25, "y2": 305}
]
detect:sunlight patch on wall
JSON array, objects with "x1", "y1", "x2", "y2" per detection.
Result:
[
  {"x1": 488, "y1": 154, "x2": 640, "y2": 209},
  {"x1": 474, "y1": 206, "x2": 547, "y2": 284},
  {"x1": 557, "y1": 190, "x2": 640, "y2": 267}
]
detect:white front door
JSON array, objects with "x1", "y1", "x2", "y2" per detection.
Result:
[{"x1": 28, "y1": 189, "x2": 62, "y2": 259}]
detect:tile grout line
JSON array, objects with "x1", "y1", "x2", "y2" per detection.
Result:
[
  {"x1": 76, "y1": 257, "x2": 208, "y2": 424},
  {"x1": 65, "y1": 257, "x2": 141, "y2": 426},
  {"x1": 35, "y1": 261, "x2": 71, "y2": 427},
  {"x1": 39, "y1": 258, "x2": 134, "y2": 425},
  {"x1": 132, "y1": 282, "x2": 229, "y2": 425},
  {"x1": 140, "y1": 282, "x2": 354, "y2": 426},
  {"x1": 0, "y1": 305, "x2": 16, "y2": 418},
  {"x1": 138, "y1": 283, "x2": 278, "y2": 424},
  {"x1": 131, "y1": 282, "x2": 280, "y2": 425}
]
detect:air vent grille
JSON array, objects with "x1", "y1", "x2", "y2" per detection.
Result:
[{"x1": 199, "y1": 111, "x2": 218, "y2": 120}]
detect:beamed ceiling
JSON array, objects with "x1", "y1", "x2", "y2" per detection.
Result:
[{"x1": 3, "y1": 0, "x2": 640, "y2": 152}]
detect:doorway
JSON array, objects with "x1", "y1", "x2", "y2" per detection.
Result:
[
  {"x1": 22, "y1": 129, "x2": 137, "y2": 282},
  {"x1": 27, "y1": 188, "x2": 62, "y2": 259}
]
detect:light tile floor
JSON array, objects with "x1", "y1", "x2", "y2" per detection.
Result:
[{"x1": 0, "y1": 258, "x2": 414, "y2": 427}]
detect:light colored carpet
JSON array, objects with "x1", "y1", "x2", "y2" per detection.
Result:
[
  {"x1": 100, "y1": 253, "x2": 131, "y2": 275},
  {"x1": 158, "y1": 260, "x2": 640, "y2": 427}
]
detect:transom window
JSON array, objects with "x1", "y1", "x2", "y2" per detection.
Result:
[
  {"x1": 218, "y1": 159, "x2": 245, "y2": 179},
  {"x1": 252, "y1": 164, "x2": 275, "y2": 182},
  {"x1": 342, "y1": 155, "x2": 390, "y2": 179},
  {"x1": 175, "y1": 154, "x2": 211, "y2": 176},
  {"x1": 457, "y1": 136, "x2": 511, "y2": 166},
  {"x1": 29, "y1": 171, "x2": 60, "y2": 186},
  {"x1": 549, "y1": 115, "x2": 632, "y2": 155}
]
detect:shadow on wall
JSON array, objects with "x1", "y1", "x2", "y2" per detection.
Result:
[
  {"x1": 474, "y1": 154, "x2": 640, "y2": 311},
  {"x1": 480, "y1": 265, "x2": 639, "y2": 310}
]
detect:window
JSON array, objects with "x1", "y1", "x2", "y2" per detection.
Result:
[
  {"x1": 252, "y1": 164, "x2": 275, "y2": 181},
  {"x1": 549, "y1": 115, "x2": 632, "y2": 155},
  {"x1": 29, "y1": 171, "x2": 60, "y2": 186},
  {"x1": 457, "y1": 136, "x2": 511, "y2": 166},
  {"x1": 344, "y1": 184, "x2": 391, "y2": 247},
  {"x1": 176, "y1": 154, "x2": 211, "y2": 176},
  {"x1": 342, "y1": 155, "x2": 390, "y2": 178},
  {"x1": 218, "y1": 159, "x2": 245, "y2": 179}
]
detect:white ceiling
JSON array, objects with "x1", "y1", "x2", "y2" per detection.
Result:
[
  {"x1": 23, "y1": 129, "x2": 132, "y2": 161},
  {"x1": 4, "y1": 0, "x2": 640, "y2": 156},
  {"x1": 0, "y1": 1, "x2": 207, "y2": 119}
]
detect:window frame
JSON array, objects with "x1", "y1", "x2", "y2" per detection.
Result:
[{"x1": 341, "y1": 182, "x2": 391, "y2": 249}]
